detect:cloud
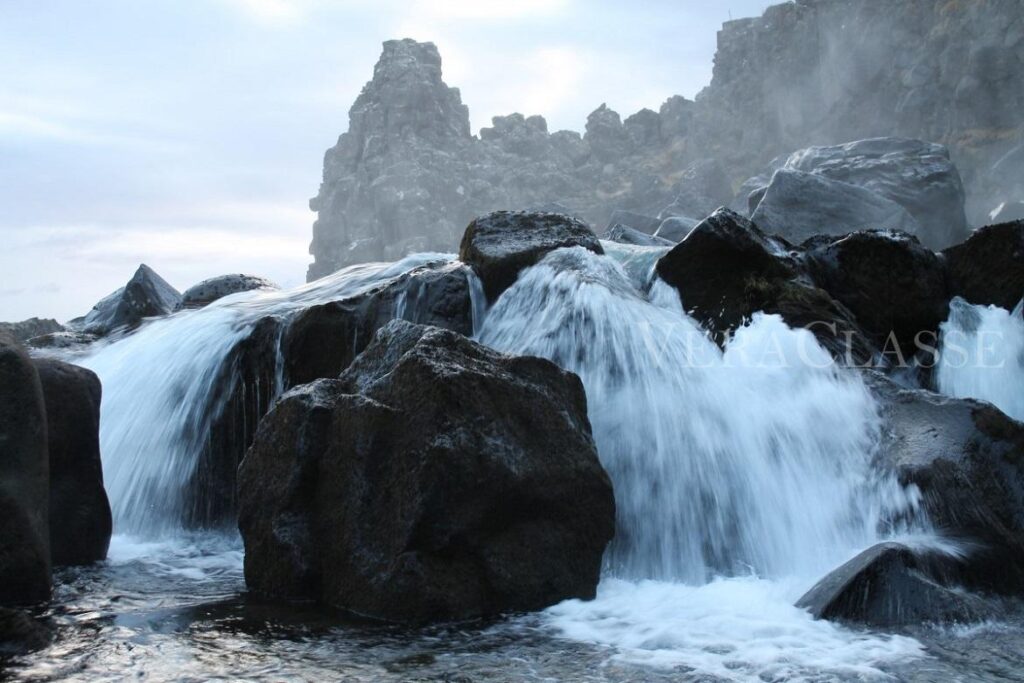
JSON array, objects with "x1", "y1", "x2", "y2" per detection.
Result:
[
  {"x1": 220, "y1": 0, "x2": 307, "y2": 24},
  {"x1": 409, "y1": 0, "x2": 571, "y2": 21}
]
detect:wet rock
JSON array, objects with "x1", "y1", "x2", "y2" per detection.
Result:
[
  {"x1": 459, "y1": 211, "x2": 603, "y2": 302},
  {"x1": 32, "y1": 359, "x2": 111, "y2": 566},
  {"x1": 805, "y1": 230, "x2": 948, "y2": 352},
  {"x1": 605, "y1": 210, "x2": 661, "y2": 236},
  {"x1": 868, "y1": 372, "x2": 1024, "y2": 594},
  {"x1": 797, "y1": 542, "x2": 992, "y2": 627},
  {"x1": 26, "y1": 331, "x2": 97, "y2": 351},
  {"x1": 750, "y1": 169, "x2": 920, "y2": 244},
  {"x1": 77, "y1": 264, "x2": 181, "y2": 336},
  {"x1": 179, "y1": 274, "x2": 279, "y2": 309},
  {"x1": 653, "y1": 216, "x2": 699, "y2": 243},
  {"x1": 239, "y1": 320, "x2": 615, "y2": 623},
  {"x1": 943, "y1": 220, "x2": 1024, "y2": 311},
  {"x1": 782, "y1": 138, "x2": 968, "y2": 248},
  {"x1": 282, "y1": 261, "x2": 475, "y2": 388},
  {"x1": 0, "y1": 608, "x2": 51, "y2": 656},
  {"x1": 0, "y1": 318, "x2": 63, "y2": 344},
  {"x1": 605, "y1": 224, "x2": 673, "y2": 248},
  {"x1": 989, "y1": 201, "x2": 1024, "y2": 225},
  {"x1": 0, "y1": 333, "x2": 51, "y2": 605}
]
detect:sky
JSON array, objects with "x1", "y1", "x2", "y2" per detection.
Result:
[{"x1": 0, "y1": 0, "x2": 778, "y2": 322}]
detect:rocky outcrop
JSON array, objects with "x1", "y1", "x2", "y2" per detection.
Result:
[
  {"x1": 239, "y1": 321, "x2": 615, "y2": 622},
  {"x1": 750, "y1": 169, "x2": 921, "y2": 244},
  {"x1": 459, "y1": 211, "x2": 603, "y2": 302},
  {"x1": 179, "y1": 274, "x2": 279, "y2": 310},
  {"x1": 0, "y1": 333, "x2": 51, "y2": 605},
  {"x1": 943, "y1": 220, "x2": 1024, "y2": 311},
  {"x1": 797, "y1": 542, "x2": 992, "y2": 627},
  {"x1": 33, "y1": 359, "x2": 111, "y2": 566},
  {"x1": 868, "y1": 372, "x2": 1024, "y2": 594},
  {"x1": 75, "y1": 264, "x2": 181, "y2": 336},
  {"x1": 0, "y1": 318, "x2": 63, "y2": 344}
]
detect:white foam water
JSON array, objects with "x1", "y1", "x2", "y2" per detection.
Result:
[{"x1": 937, "y1": 297, "x2": 1024, "y2": 421}]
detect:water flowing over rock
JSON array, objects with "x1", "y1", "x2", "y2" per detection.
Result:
[
  {"x1": 179, "y1": 274, "x2": 279, "y2": 310},
  {"x1": 0, "y1": 334, "x2": 51, "y2": 605},
  {"x1": 459, "y1": 211, "x2": 603, "y2": 302},
  {"x1": 238, "y1": 320, "x2": 614, "y2": 622},
  {"x1": 943, "y1": 219, "x2": 1024, "y2": 311},
  {"x1": 75, "y1": 264, "x2": 181, "y2": 336},
  {"x1": 33, "y1": 359, "x2": 111, "y2": 566}
]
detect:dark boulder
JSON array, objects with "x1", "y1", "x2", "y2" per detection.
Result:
[
  {"x1": 750, "y1": 169, "x2": 920, "y2": 244},
  {"x1": 605, "y1": 210, "x2": 661, "y2": 236},
  {"x1": 282, "y1": 261, "x2": 475, "y2": 388},
  {"x1": 0, "y1": 318, "x2": 63, "y2": 344},
  {"x1": 0, "y1": 608, "x2": 51, "y2": 656},
  {"x1": 805, "y1": 231, "x2": 948, "y2": 352},
  {"x1": 653, "y1": 215, "x2": 699, "y2": 243},
  {"x1": 0, "y1": 334, "x2": 51, "y2": 605},
  {"x1": 868, "y1": 372, "x2": 1024, "y2": 594},
  {"x1": 179, "y1": 274, "x2": 279, "y2": 310},
  {"x1": 32, "y1": 359, "x2": 111, "y2": 566},
  {"x1": 459, "y1": 211, "x2": 603, "y2": 302},
  {"x1": 797, "y1": 542, "x2": 993, "y2": 627},
  {"x1": 239, "y1": 321, "x2": 615, "y2": 623},
  {"x1": 77, "y1": 264, "x2": 181, "y2": 336},
  {"x1": 605, "y1": 224, "x2": 673, "y2": 248},
  {"x1": 943, "y1": 220, "x2": 1024, "y2": 311}
]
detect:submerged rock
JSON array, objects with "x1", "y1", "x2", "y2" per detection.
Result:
[
  {"x1": 868, "y1": 373, "x2": 1024, "y2": 594},
  {"x1": 179, "y1": 274, "x2": 279, "y2": 310},
  {"x1": 943, "y1": 220, "x2": 1024, "y2": 311},
  {"x1": 33, "y1": 359, "x2": 111, "y2": 566},
  {"x1": 0, "y1": 318, "x2": 63, "y2": 344},
  {"x1": 750, "y1": 169, "x2": 920, "y2": 244},
  {"x1": 239, "y1": 320, "x2": 615, "y2": 623},
  {"x1": 797, "y1": 542, "x2": 992, "y2": 627},
  {"x1": 459, "y1": 211, "x2": 603, "y2": 302},
  {"x1": 77, "y1": 264, "x2": 181, "y2": 336},
  {"x1": 0, "y1": 334, "x2": 51, "y2": 605}
]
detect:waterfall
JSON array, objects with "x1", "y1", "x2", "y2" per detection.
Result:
[{"x1": 937, "y1": 296, "x2": 1024, "y2": 421}]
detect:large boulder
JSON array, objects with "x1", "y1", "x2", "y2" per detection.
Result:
[
  {"x1": 0, "y1": 318, "x2": 63, "y2": 343},
  {"x1": 868, "y1": 372, "x2": 1024, "y2": 594},
  {"x1": 0, "y1": 334, "x2": 51, "y2": 605},
  {"x1": 750, "y1": 169, "x2": 921, "y2": 244},
  {"x1": 179, "y1": 274, "x2": 279, "y2": 310},
  {"x1": 459, "y1": 211, "x2": 603, "y2": 302},
  {"x1": 77, "y1": 264, "x2": 181, "y2": 336},
  {"x1": 239, "y1": 321, "x2": 615, "y2": 623},
  {"x1": 805, "y1": 230, "x2": 948, "y2": 352},
  {"x1": 282, "y1": 261, "x2": 475, "y2": 388},
  {"x1": 33, "y1": 359, "x2": 111, "y2": 566},
  {"x1": 782, "y1": 138, "x2": 968, "y2": 248},
  {"x1": 796, "y1": 542, "x2": 992, "y2": 627},
  {"x1": 943, "y1": 220, "x2": 1024, "y2": 311}
]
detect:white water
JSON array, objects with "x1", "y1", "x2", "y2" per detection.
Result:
[{"x1": 937, "y1": 297, "x2": 1024, "y2": 421}]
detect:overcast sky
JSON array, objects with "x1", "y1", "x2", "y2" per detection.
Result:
[{"x1": 1, "y1": 0, "x2": 778, "y2": 322}]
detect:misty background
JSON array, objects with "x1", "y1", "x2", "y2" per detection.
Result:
[{"x1": 1, "y1": 0, "x2": 776, "y2": 321}]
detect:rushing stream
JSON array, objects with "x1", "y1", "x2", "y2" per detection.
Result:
[{"x1": 7, "y1": 246, "x2": 1024, "y2": 681}]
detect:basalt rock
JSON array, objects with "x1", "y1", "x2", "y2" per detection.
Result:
[
  {"x1": 459, "y1": 211, "x2": 603, "y2": 302},
  {"x1": 0, "y1": 333, "x2": 51, "y2": 605},
  {"x1": 32, "y1": 359, "x2": 111, "y2": 566},
  {"x1": 76, "y1": 264, "x2": 181, "y2": 336},
  {"x1": 179, "y1": 274, "x2": 279, "y2": 309},
  {"x1": 239, "y1": 321, "x2": 615, "y2": 623},
  {"x1": 943, "y1": 220, "x2": 1024, "y2": 311}
]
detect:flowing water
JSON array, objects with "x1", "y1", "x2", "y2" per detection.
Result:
[{"x1": 7, "y1": 247, "x2": 1024, "y2": 681}]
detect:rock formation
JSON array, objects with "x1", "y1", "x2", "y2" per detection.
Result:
[
  {"x1": 74, "y1": 264, "x2": 181, "y2": 336},
  {"x1": 178, "y1": 274, "x2": 279, "y2": 310},
  {"x1": 0, "y1": 318, "x2": 63, "y2": 344}
]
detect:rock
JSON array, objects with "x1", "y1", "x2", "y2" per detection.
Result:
[
  {"x1": 990, "y1": 201, "x2": 1024, "y2": 224},
  {"x1": 32, "y1": 359, "x2": 111, "y2": 566},
  {"x1": 782, "y1": 138, "x2": 968, "y2": 248},
  {"x1": 77, "y1": 264, "x2": 181, "y2": 336},
  {"x1": 605, "y1": 224, "x2": 673, "y2": 248},
  {"x1": 805, "y1": 230, "x2": 948, "y2": 351},
  {"x1": 179, "y1": 274, "x2": 279, "y2": 309},
  {"x1": 605, "y1": 210, "x2": 661, "y2": 236},
  {"x1": 943, "y1": 220, "x2": 1024, "y2": 311},
  {"x1": 0, "y1": 333, "x2": 51, "y2": 605},
  {"x1": 750, "y1": 169, "x2": 921, "y2": 244},
  {"x1": 459, "y1": 211, "x2": 603, "y2": 302},
  {"x1": 26, "y1": 331, "x2": 97, "y2": 351},
  {"x1": 797, "y1": 542, "x2": 993, "y2": 627},
  {"x1": 0, "y1": 318, "x2": 63, "y2": 344},
  {"x1": 282, "y1": 260, "x2": 476, "y2": 388},
  {"x1": 0, "y1": 608, "x2": 51, "y2": 656},
  {"x1": 653, "y1": 216, "x2": 700, "y2": 243},
  {"x1": 658, "y1": 159, "x2": 732, "y2": 221},
  {"x1": 239, "y1": 321, "x2": 615, "y2": 623},
  {"x1": 868, "y1": 372, "x2": 1024, "y2": 594}
]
